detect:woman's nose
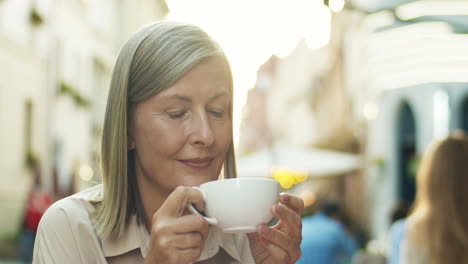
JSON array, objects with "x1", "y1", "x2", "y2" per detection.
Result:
[{"x1": 189, "y1": 112, "x2": 215, "y2": 147}]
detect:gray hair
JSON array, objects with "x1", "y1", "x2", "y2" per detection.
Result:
[{"x1": 96, "y1": 21, "x2": 237, "y2": 238}]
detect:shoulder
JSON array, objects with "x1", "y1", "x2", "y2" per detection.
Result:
[
  {"x1": 391, "y1": 218, "x2": 407, "y2": 229},
  {"x1": 34, "y1": 185, "x2": 105, "y2": 263},
  {"x1": 38, "y1": 184, "x2": 103, "y2": 236},
  {"x1": 301, "y1": 214, "x2": 341, "y2": 233},
  {"x1": 302, "y1": 213, "x2": 325, "y2": 225},
  {"x1": 45, "y1": 184, "x2": 102, "y2": 219},
  {"x1": 389, "y1": 219, "x2": 407, "y2": 240},
  {"x1": 314, "y1": 214, "x2": 343, "y2": 230}
]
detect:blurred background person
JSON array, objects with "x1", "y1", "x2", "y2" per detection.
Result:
[
  {"x1": 298, "y1": 199, "x2": 358, "y2": 264},
  {"x1": 19, "y1": 160, "x2": 52, "y2": 263},
  {"x1": 400, "y1": 131, "x2": 468, "y2": 264},
  {"x1": 386, "y1": 201, "x2": 412, "y2": 264},
  {"x1": 389, "y1": 201, "x2": 411, "y2": 225}
]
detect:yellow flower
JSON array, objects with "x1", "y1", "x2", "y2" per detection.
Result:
[{"x1": 272, "y1": 167, "x2": 308, "y2": 189}]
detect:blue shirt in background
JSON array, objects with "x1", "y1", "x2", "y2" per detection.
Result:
[
  {"x1": 297, "y1": 213, "x2": 358, "y2": 264},
  {"x1": 387, "y1": 218, "x2": 407, "y2": 264}
]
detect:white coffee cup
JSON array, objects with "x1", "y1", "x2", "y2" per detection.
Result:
[{"x1": 187, "y1": 178, "x2": 280, "y2": 233}]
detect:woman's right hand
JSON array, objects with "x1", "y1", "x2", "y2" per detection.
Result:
[{"x1": 144, "y1": 186, "x2": 209, "y2": 264}]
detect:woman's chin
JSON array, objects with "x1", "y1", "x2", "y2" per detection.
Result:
[{"x1": 181, "y1": 176, "x2": 217, "y2": 187}]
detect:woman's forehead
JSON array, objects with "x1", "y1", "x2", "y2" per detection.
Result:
[{"x1": 157, "y1": 57, "x2": 231, "y2": 98}]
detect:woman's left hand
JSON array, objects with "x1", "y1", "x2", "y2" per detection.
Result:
[{"x1": 248, "y1": 193, "x2": 303, "y2": 264}]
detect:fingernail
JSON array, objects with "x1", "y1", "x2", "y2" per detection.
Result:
[
  {"x1": 280, "y1": 193, "x2": 289, "y2": 202},
  {"x1": 273, "y1": 204, "x2": 282, "y2": 213}
]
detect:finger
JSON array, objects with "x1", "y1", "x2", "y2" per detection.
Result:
[
  {"x1": 158, "y1": 186, "x2": 205, "y2": 217},
  {"x1": 280, "y1": 193, "x2": 304, "y2": 216},
  {"x1": 256, "y1": 232, "x2": 296, "y2": 264},
  {"x1": 172, "y1": 247, "x2": 203, "y2": 263},
  {"x1": 162, "y1": 232, "x2": 204, "y2": 250},
  {"x1": 258, "y1": 225, "x2": 301, "y2": 261},
  {"x1": 173, "y1": 214, "x2": 210, "y2": 240},
  {"x1": 272, "y1": 204, "x2": 302, "y2": 237}
]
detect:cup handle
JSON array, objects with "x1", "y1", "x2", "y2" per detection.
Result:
[{"x1": 186, "y1": 187, "x2": 218, "y2": 225}]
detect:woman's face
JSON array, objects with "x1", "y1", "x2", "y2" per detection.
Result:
[{"x1": 129, "y1": 57, "x2": 232, "y2": 196}]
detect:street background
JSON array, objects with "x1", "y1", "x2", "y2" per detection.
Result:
[{"x1": 1, "y1": 0, "x2": 468, "y2": 262}]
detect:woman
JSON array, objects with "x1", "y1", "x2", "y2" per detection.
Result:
[
  {"x1": 33, "y1": 21, "x2": 303, "y2": 263},
  {"x1": 401, "y1": 131, "x2": 468, "y2": 264}
]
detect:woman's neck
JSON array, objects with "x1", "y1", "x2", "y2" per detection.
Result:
[{"x1": 134, "y1": 164, "x2": 170, "y2": 231}]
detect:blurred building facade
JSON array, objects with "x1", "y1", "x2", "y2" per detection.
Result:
[
  {"x1": 237, "y1": 56, "x2": 277, "y2": 155},
  {"x1": 0, "y1": 0, "x2": 167, "y2": 237},
  {"x1": 346, "y1": 0, "x2": 468, "y2": 240},
  {"x1": 238, "y1": 0, "x2": 468, "y2": 246},
  {"x1": 238, "y1": 2, "x2": 364, "y2": 233}
]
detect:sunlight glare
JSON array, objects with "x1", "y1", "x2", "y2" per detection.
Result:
[
  {"x1": 79, "y1": 164, "x2": 94, "y2": 182},
  {"x1": 166, "y1": 0, "x2": 331, "y2": 146},
  {"x1": 329, "y1": 0, "x2": 345, "y2": 13}
]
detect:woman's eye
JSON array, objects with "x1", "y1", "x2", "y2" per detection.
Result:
[
  {"x1": 209, "y1": 109, "x2": 225, "y2": 118},
  {"x1": 168, "y1": 111, "x2": 187, "y2": 119}
]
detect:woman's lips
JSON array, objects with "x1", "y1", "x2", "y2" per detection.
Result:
[{"x1": 179, "y1": 158, "x2": 213, "y2": 169}]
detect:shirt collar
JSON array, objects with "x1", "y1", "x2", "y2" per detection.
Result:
[
  {"x1": 101, "y1": 215, "x2": 143, "y2": 257},
  {"x1": 198, "y1": 226, "x2": 242, "y2": 262}
]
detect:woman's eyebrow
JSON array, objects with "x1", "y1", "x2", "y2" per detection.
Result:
[
  {"x1": 162, "y1": 94, "x2": 192, "y2": 102},
  {"x1": 208, "y1": 92, "x2": 229, "y2": 103},
  {"x1": 161, "y1": 92, "x2": 229, "y2": 103}
]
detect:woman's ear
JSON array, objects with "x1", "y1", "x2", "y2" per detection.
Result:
[
  {"x1": 127, "y1": 135, "x2": 135, "y2": 150},
  {"x1": 127, "y1": 125, "x2": 136, "y2": 150},
  {"x1": 127, "y1": 108, "x2": 136, "y2": 150}
]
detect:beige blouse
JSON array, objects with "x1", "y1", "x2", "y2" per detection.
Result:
[{"x1": 33, "y1": 184, "x2": 255, "y2": 264}]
